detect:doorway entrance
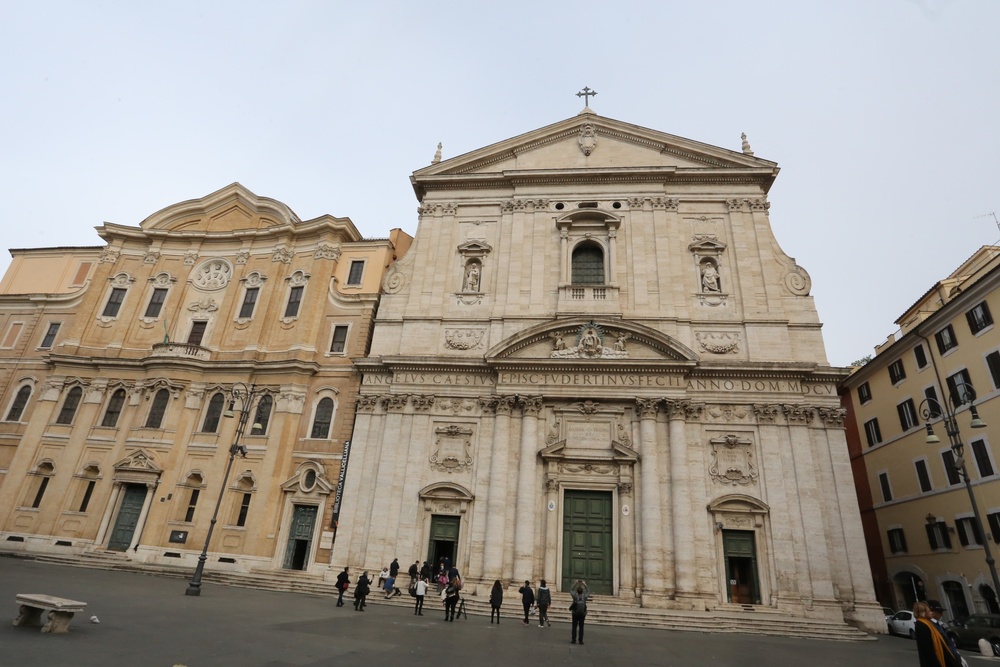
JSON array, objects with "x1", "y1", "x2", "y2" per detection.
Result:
[
  {"x1": 427, "y1": 515, "x2": 460, "y2": 574},
  {"x1": 561, "y1": 490, "x2": 613, "y2": 595},
  {"x1": 723, "y1": 529, "x2": 761, "y2": 604},
  {"x1": 283, "y1": 504, "x2": 317, "y2": 570},
  {"x1": 107, "y1": 484, "x2": 147, "y2": 551}
]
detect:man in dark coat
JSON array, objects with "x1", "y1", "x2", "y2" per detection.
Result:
[
  {"x1": 518, "y1": 580, "x2": 536, "y2": 626},
  {"x1": 353, "y1": 572, "x2": 370, "y2": 612}
]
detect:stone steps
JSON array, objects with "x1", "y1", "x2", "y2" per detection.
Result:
[{"x1": 28, "y1": 554, "x2": 871, "y2": 641}]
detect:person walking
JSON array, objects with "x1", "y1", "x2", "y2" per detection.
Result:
[
  {"x1": 383, "y1": 574, "x2": 397, "y2": 600},
  {"x1": 443, "y1": 576, "x2": 461, "y2": 622},
  {"x1": 536, "y1": 579, "x2": 552, "y2": 627},
  {"x1": 570, "y1": 579, "x2": 589, "y2": 645},
  {"x1": 927, "y1": 600, "x2": 963, "y2": 662},
  {"x1": 518, "y1": 580, "x2": 536, "y2": 626},
  {"x1": 335, "y1": 567, "x2": 350, "y2": 607},
  {"x1": 420, "y1": 560, "x2": 431, "y2": 583},
  {"x1": 408, "y1": 560, "x2": 419, "y2": 588},
  {"x1": 414, "y1": 576, "x2": 428, "y2": 616},
  {"x1": 914, "y1": 600, "x2": 961, "y2": 667},
  {"x1": 489, "y1": 580, "x2": 504, "y2": 624},
  {"x1": 353, "y1": 572, "x2": 371, "y2": 612}
]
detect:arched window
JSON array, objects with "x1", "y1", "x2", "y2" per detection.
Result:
[
  {"x1": 29, "y1": 461, "x2": 55, "y2": 508},
  {"x1": 145, "y1": 389, "x2": 170, "y2": 429},
  {"x1": 310, "y1": 397, "x2": 334, "y2": 439},
  {"x1": 77, "y1": 465, "x2": 100, "y2": 513},
  {"x1": 232, "y1": 475, "x2": 255, "y2": 527},
  {"x1": 101, "y1": 389, "x2": 127, "y2": 427},
  {"x1": 55, "y1": 387, "x2": 83, "y2": 425},
  {"x1": 571, "y1": 242, "x2": 605, "y2": 285},
  {"x1": 201, "y1": 392, "x2": 226, "y2": 433},
  {"x1": 251, "y1": 395, "x2": 273, "y2": 436},
  {"x1": 5, "y1": 385, "x2": 32, "y2": 422}
]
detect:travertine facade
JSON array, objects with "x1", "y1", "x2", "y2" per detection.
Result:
[
  {"x1": 0, "y1": 184, "x2": 411, "y2": 574},
  {"x1": 330, "y1": 110, "x2": 883, "y2": 630}
]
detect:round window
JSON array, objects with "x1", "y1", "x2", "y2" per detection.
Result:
[{"x1": 303, "y1": 469, "x2": 317, "y2": 491}]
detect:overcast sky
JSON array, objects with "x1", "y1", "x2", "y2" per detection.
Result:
[{"x1": 1, "y1": 1, "x2": 997, "y2": 366}]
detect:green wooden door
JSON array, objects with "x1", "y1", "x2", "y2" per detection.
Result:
[
  {"x1": 723, "y1": 530, "x2": 761, "y2": 604},
  {"x1": 283, "y1": 505, "x2": 317, "y2": 570},
  {"x1": 107, "y1": 484, "x2": 147, "y2": 551},
  {"x1": 562, "y1": 490, "x2": 613, "y2": 595},
  {"x1": 427, "y1": 515, "x2": 460, "y2": 570}
]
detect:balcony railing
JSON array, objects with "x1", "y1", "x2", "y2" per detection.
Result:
[{"x1": 150, "y1": 342, "x2": 211, "y2": 361}]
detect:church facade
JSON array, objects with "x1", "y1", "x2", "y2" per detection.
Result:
[{"x1": 330, "y1": 109, "x2": 883, "y2": 630}]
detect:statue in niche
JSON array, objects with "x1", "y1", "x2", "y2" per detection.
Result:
[
  {"x1": 701, "y1": 262, "x2": 721, "y2": 293},
  {"x1": 464, "y1": 262, "x2": 481, "y2": 292}
]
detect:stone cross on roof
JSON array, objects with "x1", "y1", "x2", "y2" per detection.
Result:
[{"x1": 576, "y1": 86, "x2": 598, "y2": 107}]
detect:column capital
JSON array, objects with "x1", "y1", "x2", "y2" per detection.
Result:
[
  {"x1": 635, "y1": 398, "x2": 660, "y2": 418},
  {"x1": 518, "y1": 395, "x2": 543, "y2": 415}
]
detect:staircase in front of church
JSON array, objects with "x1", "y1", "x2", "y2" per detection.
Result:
[{"x1": 29, "y1": 553, "x2": 872, "y2": 641}]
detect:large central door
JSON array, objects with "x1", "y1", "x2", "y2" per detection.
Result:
[
  {"x1": 107, "y1": 484, "x2": 147, "y2": 551},
  {"x1": 427, "y1": 515, "x2": 460, "y2": 572},
  {"x1": 562, "y1": 490, "x2": 613, "y2": 595}
]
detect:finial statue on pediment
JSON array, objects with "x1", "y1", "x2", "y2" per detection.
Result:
[
  {"x1": 741, "y1": 132, "x2": 754, "y2": 156},
  {"x1": 432, "y1": 142, "x2": 442, "y2": 164}
]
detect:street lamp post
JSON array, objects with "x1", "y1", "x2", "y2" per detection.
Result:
[
  {"x1": 920, "y1": 382, "x2": 1000, "y2": 601},
  {"x1": 185, "y1": 382, "x2": 260, "y2": 596}
]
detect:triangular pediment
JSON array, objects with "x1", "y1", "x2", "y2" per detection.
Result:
[
  {"x1": 138, "y1": 183, "x2": 301, "y2": 234},
  {"x1": 113, "y1": 448, "x2": 162, "y2": 473},
  {"x1": 486, "y1": 317, "x2": 698, "y2": 364},
  {"x1": 413, "y1": 111, "x2": 778, "y2": 198}
]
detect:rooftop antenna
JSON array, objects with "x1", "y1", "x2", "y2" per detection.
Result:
[{"x1": 975, "y1": 211, "x2": 999, "y2": 234}]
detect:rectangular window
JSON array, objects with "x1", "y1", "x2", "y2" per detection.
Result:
[
  {"x1": 857, "y1": 382, "x2": 872, "y2": 404},
  {"x1": 31, "y1": 477, "x2": 49, "y2": 509},
  {"x1": 989, "y1": 512, "x2": 1000, "y2": 544},
  {"x1": 988, "y1": 351, "x2": 1000, "y2": 390},
  {"x1": 187, "y1": 321, "x2": 207, "y2": 346},
  {"x1": 102, "y1": 288, "x2": 127, "y2": 318},
  {"x1": 39, "y1": 323, "x2": 60, "y2": 349},
  {"x1": 971, "y1": 439, "x2": 995, "y2": 478},
  {"x1": 864, "y1": 418, "x2": 882, "y2": 447},
  {"x1": 144, "y1": 288, "x2": 168, "y2": 318},
  {"x1": 897, "y1": 399, "x2": 919, "y2": 431},
  {"x1": 1, "y1": 322, "x2": 23, "y2": 348},
  {"x1": 347, "y1": 260, "x2": 364, "y2": 286},
  {"x1": 888, "y1": 359, "x2": 906, "y2": 384},
  {"x1": 942, "y1": 450, "x2": 962, "y2": 485},
  {"x1": 967, "y1": 302, "x2": 994, "y2": 334},
  {"x1": 887, "y1": 528, "x2": 907, "y2": 554},
  {"x1": 936, "y1": 324, "x2": 958, "y2": 354},
  {"x1": 946, "y1": 369, "x2": 974, "y2": 404},
  {"x1": 914, "y1": 344, "x2": 928, "y2": 369},
  {"x1": 924, "y1": 386, "x2": 941, "y2": 418},
  {"x1": 926, "y1": 520, "x2": 952, "y2": 550},
  {"x1": 878, "y1": 472, "x2": 892, "y2": 502},
  {"x1": 284, "y1": 286, "x2": 303, "y2": 318},
  {"x1": 915, "y1": 460, "x2": 933, "y2": 492},
  {"x1": 956, "y1": 517, "x2": 983, "y2": 547},
  {"x1": 236, "y1": 493, "x2": 252, "y2": 527},
  {"x1": 330, "y1": 325, "x2": 349, "y2": 354},
  {"x1": 239, "y1": 287, "x2": 259, "y2": 319},
  {"x1": 78, "y1": 480, "x2": 96, "y2": 513},
  {"x1": 184, "y1": 489, "x2": 200, "y2": 523}
]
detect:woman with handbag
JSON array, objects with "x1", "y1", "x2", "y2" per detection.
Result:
[
  {"x1": 335, "y1": 567, "x2": 350, "y2": 607},
  {"x1": 443, "y1": 576, "x2": 461, "y2": 621}
]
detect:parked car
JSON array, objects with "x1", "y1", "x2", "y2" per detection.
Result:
[
  {"x1": 887, "y1": 610, "x2": 916, "y2": 638},
  {"x1": 946, "y1": 614, "x2": 1000, "y2": 655},
  {"x1": 883, "y1": 606, "x2": 896, "y2": 623}
]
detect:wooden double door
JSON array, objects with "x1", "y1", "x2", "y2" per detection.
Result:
[{"x1": 561, "y1": 490, "x2": 613, "y2": 595}]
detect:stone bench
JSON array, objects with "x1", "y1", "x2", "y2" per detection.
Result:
[{"x1": 14, "y1": 594, "x2": 88, "y2": 633}]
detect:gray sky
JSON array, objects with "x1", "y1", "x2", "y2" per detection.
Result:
[{"x1": 1, "y1": 0, "x2": 997, "y2": 366}]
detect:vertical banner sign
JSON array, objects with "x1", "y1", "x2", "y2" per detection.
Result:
[{"x1": 331, "y1": 439, "x2": 351, "y2": 532}]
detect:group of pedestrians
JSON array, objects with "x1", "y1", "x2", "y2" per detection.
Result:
[
  {"x1": 335, "y1": 562, "x2": 592, "y2": 645},
  {"x1": 913, "y1": 599, "x2": 965, "y2": 667}
]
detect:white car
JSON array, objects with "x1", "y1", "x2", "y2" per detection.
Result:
[{"x1": 888, "y1": 610, "x2": 916, "y2": 638}]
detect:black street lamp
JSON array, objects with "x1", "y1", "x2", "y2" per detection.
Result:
[
  {"x1": 920, "y1": 382, "x2": 1000, "y2": 600},
  {"x1": 185, "y1": 382, "x2": 260, "y2": 596}
]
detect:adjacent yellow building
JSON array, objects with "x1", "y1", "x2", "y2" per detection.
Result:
[
  {"x1": 0, "y1": 183, "x2": 411, "y2": 574},
  {"x1": 843, "y1": 246, "x2": 1000, "y2": 619}
]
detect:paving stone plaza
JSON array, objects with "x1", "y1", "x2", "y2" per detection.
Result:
[{"x1": 1, "y1": 558, "x2": 947, "y2": 667}]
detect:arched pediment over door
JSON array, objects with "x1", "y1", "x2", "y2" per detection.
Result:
[{"x1": 485, "y1": 317, "x2": 700, "y2": 365}]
